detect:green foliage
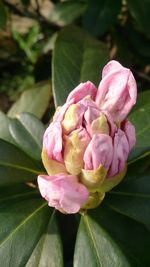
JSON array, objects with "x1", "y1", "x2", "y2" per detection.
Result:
[
  {"x1": 8, "y1": 81, "x2": 52, "y2": 119},
  {"x1": 9, "y1": 113, "x2": 45, "y2": 160},
  {"x1": 127, "y1": 0, "x2": 150, "y2": 37},
  {"x1": 12, "y1": 24, "x2": 43, "y2": 63},
  {"x1": 83, "y1": 0, "x2": 122, "y2": 36},
  {"x1": 52, "y1": 25, "x2": 109, "y2": 106}
]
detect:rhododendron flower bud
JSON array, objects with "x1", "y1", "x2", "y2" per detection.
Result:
[
  {"x1": 96, "y1": 60, "x2": 137, "y2": 122},
  {"x1": 38, "y1": 60, "x2": 137, "y2": 214}
]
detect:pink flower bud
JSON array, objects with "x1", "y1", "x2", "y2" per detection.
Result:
[
  {"x1": 38, "y1": 60, "x2": 137, "y2": 213},
  {"x1": 38, "y1": 174, "x2": 89, "y2": 214},
  {"x1": 96, "y1": 60, "x2": 137, "y2": 122}
]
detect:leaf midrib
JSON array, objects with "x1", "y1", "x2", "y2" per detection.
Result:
[
  {"x1": 0, "y1": 190, "x2": 38, "y2": 204},
  {"x1": 0, "y1": 160, "x2": 43, "y2": 175},
  {"x1": 84, "y1": 215, "x2": 102, "y2": 267},
  {"x1": 0, "y1": 202, "x2": 47, "y2": 248},
  {"x1": 17, "y1": 119, "x2": 42, "y2": 150},
  {"x1": 35, "y1": 209, "x2": 56, "y2": 267}
]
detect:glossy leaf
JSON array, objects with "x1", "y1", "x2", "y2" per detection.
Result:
[
  {"x1": 26, "y1": 212, "x2": 63, "y2": 267},
  {"x1": 8, "y1": 81, "x2": 52, "y2": 119},
  {"x1": 0, "y1": 111, "x2": 14, "y2": 144},
  {"x1": 49, "y1": 1, "x2": 86, "y2": 26},
  {"x1": 86, "y1": 205, "x2": 150, "y2": 267},
  {"x1": 127, "y1": 0, "x2": 150, "y2": 37},
  {"x1": 52, "y1": 25, "x2": 109, "y2": 106},
  {"x1": 0, "y1": 185, "x2": 63, "y2": 267},
  {"x1": 74, "y1": 214, "x2": 130, "y2": 267},
  {"x1": 10, "y1": 113, "x2": 45, "y2": 161},
  {"x1": 105, "y1": 158, "x2": 150, "y2": 231},
  {"x1": 128, "y1": 102, "x2": 150, "y2": 161},
  {"x1": 0, "y1": 139, "x2": 43, "y2": 186},
  {"x1": 132, "y1": 90, "x2": 150, "y2": 112},
  {"x1": 83, "y1": 0, "x2": 122, "y2": 36}
]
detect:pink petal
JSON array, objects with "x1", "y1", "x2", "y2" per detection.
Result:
[
  {"x1": 108, "y1": 129, "x2": 129, "y2": 177},
  {"x1": 84, "y1": 134, "x2": 113, "y2": 170},
  {"x1": 38, "y1": 174, "x2": 89, "y2": 214},
  {"x1": 43, "y1": 121, "x2": 63, "y2": 162},
  {"x1": 67, "y1": 81, "x2": 97, "y2": 103},
  {"x1": 121, "y1": 120, "x2": 136, "y2": 151},
  {"x1": 96, "y1": 60, "x2": 137, "y2": 122}
]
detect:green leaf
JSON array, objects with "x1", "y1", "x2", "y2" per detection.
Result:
[
  {"x1": 128, "y1": 102, "x2": 150, "y2": 161},
  {"x1": 49, "y1": 1, "x2": 86, "y2": 26},
  {"x1": 132, "y1": 90, "x2": 150, "y2": 112},
  {"x1": 26, "y1": 211, "x2": 63, "y2": 267},
  {"x1": 9, "y1": 113, "x2": 45, "y2": 161},
  {"x1": 74, "y1": 214, "x2": 130, "y2": 267},
  {"x1": 0, "y1": 185, "x2": 63, "y2": 267},
  {"x1": 127, "y1": 26, "x2": 150, "y2": 58},
  {"x1": 104, "y1": 159, "x2": 150, "y2": 230},
  {"x1": 0, "y1": 2, "x2": 7, "y2": 29},
  {"x1": 127, "y1": 0, "x2": 150, "y2": 37},
  {"x1": 8, "y1": 81, "x2": 52, "y2": 119},
  {"x1": 0, "y1": 139, "x2": 43, "y2": 186},
  {"x1": 83, "y1": 0, "x2": 122, "y2": 36},
  {"x1": 52, "y1": 25, "x2": 109, "y2": 106},
  {"x1": 0, "y1": 111, "x2": 14, "y2": 144},
  {"x1": 87, "y1": 205, "x2": 150, "y2": 267}
]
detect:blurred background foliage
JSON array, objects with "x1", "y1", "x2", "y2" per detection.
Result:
[{"x1": 0, "y1": 0, "x2": 149, "y2": 116}]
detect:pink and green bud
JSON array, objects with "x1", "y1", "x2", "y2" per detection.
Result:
[{"x1": 38, "y1": 60, "x2": 137, "y2": 214}]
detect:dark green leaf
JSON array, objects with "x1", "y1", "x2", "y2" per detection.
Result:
[
  {"x1": 132, "y1": 90, "x2": 150, "y2": 112},
  {"x1": 26, "y1": 211, "x2": 63, "y2": 267},
  {"x1": 49, "y1": 2, "x2": 86, "y2": 26},
  {"x1": 128, "y1": 102, "x2": 150, "y2": 161},
  {"x1": 127, "y1": 27, "x2": 150, "y2": 58},
  {"x1": 0, "y1": 185, "x2": 63, "y2": 267},
  {"x1": 9, "y1": 113, "x2": 45, "y2": 161},
  {"x1": 0, "y1": 139, "x2": 43, "y2": 186},
  {"x1": 83, "y1": 0, "x2": 122, "y2": 36},
  {"x1": 74, "y1": 214, "x2": 130, "y2": 267},
  {"x1": 52, "y1": 25, "x2": 109, "y2": 106},
  {"x1": 127, "y1": 0, "x2": 150, "y2": 37},
  {"x1": 88, "y1": 205, "x2": 150, "y2": 267},
  {"x1": 105, "y1": 162, "x2": 150, "y2": 230},
  {"x1": 8, "y1": 81, "x2": 52, "y2": 119}
]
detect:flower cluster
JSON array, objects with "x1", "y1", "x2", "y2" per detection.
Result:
[{"x1": 38, "y1": 60, "x2": 137, "y2": 214}]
